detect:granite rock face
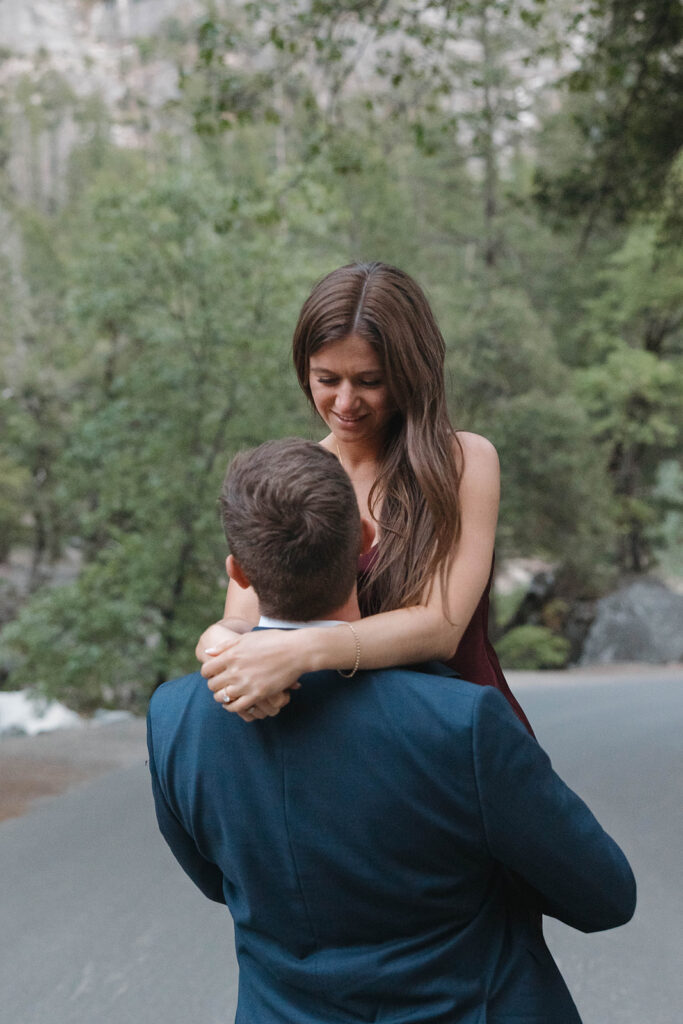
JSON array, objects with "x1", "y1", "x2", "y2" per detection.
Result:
[
  {"x1": 0, "y1": 0, "x2": 198, "y2": 56},
  {"x1": 0, "y1": 0, "x2": 199, "y2": 101},
  {"x1": 580, "y1": 579, "x2": 683, "y2": 665},
  {"x1": 0, "y1": 0, "x2": 200, "y2": 204}
]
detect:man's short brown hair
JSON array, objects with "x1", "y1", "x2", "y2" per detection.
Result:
[{"x1": 220, "y1": 439, "x2": 361, "y2": 621}]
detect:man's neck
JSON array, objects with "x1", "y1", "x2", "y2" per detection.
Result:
[
  {"x1": 327, "y1": 591, "x2": 361, "y2": 623},
  {"x1": 259, "y1": 590, "x2": 360, "y2": 628}
]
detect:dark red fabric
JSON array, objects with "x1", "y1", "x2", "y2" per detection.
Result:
[{"x1": 357, "y1": 550, "x2": 534, "y2": 737}]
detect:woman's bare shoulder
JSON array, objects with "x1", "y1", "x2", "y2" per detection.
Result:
[{"x1": 453, "y1": 431, "x2": 499, "y2": 476}]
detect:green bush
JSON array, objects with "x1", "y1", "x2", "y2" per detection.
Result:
[{"x1": 497, "y1": 625, "x2": 570, "y2": 670}]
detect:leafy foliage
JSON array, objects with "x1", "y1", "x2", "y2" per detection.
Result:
[
  {"x1": 534, "y1": 0, "x2": 683, "y2": 243},
  {"x1": 1, "y1": 154, "x2": 319, "y2": 707},
  {"x1": 497, "y1": 624, "x2": 570, "y2": 670},
  {"x1": 0, "y1": 0, "x2": 681, "y2": 697}
]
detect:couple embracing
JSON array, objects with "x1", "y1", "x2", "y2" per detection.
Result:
[{"x1": 148, "y1": 264, "x2": 635, "y2": 1023}]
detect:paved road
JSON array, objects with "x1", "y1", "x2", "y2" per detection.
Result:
[
  {"x1": 514, "y1": 670, "x2": 683, "y2": 1024},
  {"x1": 1, "y1": 669, "x2": 681, "y2": 1024}
]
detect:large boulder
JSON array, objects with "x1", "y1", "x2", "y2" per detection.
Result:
[{"x1": 580, "y1": 578, "x2": 683, "y2": 665}]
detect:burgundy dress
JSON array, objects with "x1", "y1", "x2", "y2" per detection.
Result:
[{"x1": 358, "y1": 550, "x2": 534, "y2": 736}]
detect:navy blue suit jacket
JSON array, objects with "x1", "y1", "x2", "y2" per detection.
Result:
[{"x1": 147, "y1": 656, "x2": 635, "y2": 1024}]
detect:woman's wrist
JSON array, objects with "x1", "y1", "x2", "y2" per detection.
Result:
[
  {"x1": 289, "y1": 627, "x2": 327, "y2": 675},
  {"x1": 295, "y1": 624, "x2": 358, "y2": 674}
]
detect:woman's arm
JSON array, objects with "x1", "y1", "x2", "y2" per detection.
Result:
[
  {"x1": 304, "y1": 432, "x2": 500, "y2": 668},
  {"x1": 202, "y1": 432, "x2": 499, "y2": 717},
  {"x1": 197, "y1": 576, "x2": 296, "y2": 718},
  {"x1": 194, "y1": 577, "x2": 259, "y2": 663}
]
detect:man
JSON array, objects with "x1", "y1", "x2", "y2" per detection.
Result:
[{"x1": 147, "y1": 438, "x2": 635, "y2": 1024}]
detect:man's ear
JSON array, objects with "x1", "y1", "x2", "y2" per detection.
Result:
[
  {"x1": 359, "y1": 517, "x2": 376, "y2": 555},
  {"x1": 226, "y1": 554, "x2": 251, "y2": 590}
]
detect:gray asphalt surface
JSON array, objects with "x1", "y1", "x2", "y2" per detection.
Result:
[
  {"x1": 515, "y1": 669, "x2": 683, "y2": 1024},
  {"x1": 1, "y1": 668, "x2": 681, "y2": 1024}
]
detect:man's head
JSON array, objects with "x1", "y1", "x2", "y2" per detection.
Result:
[{"x1": 219, "y1": 439, "x2": 362, "y2": 622}]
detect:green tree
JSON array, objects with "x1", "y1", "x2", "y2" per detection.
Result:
[
  {"x1": 0, "y1": 208, "x2": 77, "y2": 590},
  {"x1": 3, "y1": 0, "x2": 682, "y2": 690},
  {"x1": 534, "y1": 0, "x2": 683, "y2": 247},
  {"x1": 1, "y1": 154, "x2": 323, "y2": 708},
  {"x1": 575, "y1": 206, "x2": 682, "y2": 571}
]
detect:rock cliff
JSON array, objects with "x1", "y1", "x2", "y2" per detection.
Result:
[{"x1": 0, "y1": 0, "x2": 201, "y2": 203}]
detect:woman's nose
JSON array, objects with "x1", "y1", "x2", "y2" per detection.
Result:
[{"x1": 335, "y1": 382, "x2": 358, "y2": 411}]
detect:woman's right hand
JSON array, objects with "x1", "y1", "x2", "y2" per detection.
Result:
[
  {"x1": 195, "y1": 622, "x2": 239, "y2": 664},
  {"x1": 201, "y1": 628, "x2": 303, "y2": 721}
]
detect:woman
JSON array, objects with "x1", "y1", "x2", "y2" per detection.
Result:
[{"x1": 199, "y1": 262, "x2": 533, "y2": 734}]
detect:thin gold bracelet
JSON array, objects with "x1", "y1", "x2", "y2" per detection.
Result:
[{"x1": 337, "y1": 621, "x2": 361, "y2": 678}]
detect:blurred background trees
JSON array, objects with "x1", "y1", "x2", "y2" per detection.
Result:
[{"x1": 0, "y1": 0, "x2": 681, "y2": 706}]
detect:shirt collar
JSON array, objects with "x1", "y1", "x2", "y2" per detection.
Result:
[{"x1": 258, "y1": 615, "x2": 346, "y2": 629}]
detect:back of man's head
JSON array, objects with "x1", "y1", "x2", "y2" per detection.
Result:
[{"x1": 220, "y1": 438, "x2": 361, "y2": 622}]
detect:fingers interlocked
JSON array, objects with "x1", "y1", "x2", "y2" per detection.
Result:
[
  {"x1": 200, "y1": 629, "x2": 298, "y2": 722},
  {"x1": 213, "y1": 678, "x2": 289, "y2": 721}
]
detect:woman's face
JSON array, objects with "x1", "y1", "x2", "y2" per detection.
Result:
[{"x1": 308, "y1": 334, "x2": 396, "y2": 446}]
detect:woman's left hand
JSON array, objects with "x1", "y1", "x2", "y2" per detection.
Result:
[{"x1": 201, "y1": 629, "x2": 303, "y2": 722}]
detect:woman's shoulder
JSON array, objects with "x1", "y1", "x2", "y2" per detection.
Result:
[{"x1": 453, "y1": 431, "x2": 499, "y2": 477}]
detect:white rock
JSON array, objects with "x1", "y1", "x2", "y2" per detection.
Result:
[{"x1": 0, "y1": 691, "x2": 83, "y2": 737}]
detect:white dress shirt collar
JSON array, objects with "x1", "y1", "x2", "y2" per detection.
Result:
[{"x1": 258, "y1": 615, "x2": 346, "y2": 629}]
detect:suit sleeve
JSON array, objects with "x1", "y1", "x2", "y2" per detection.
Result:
[
  {"x1": 147, "y1": 710, "x2": 226, "y2": 905},
  {"x1": 472, "y1": 686, "x2": 636, "y2": 932}
]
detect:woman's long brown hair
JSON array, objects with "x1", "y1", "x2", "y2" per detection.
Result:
[{"x1": 292, "y1": 262, "x2": 462, "y2": 615}]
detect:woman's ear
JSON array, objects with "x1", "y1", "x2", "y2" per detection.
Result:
[
  {"x1": 359, "y1": 517, "x2": 376, "y2": 555},
  {"x1": 226, "y1": 554, "x2": 251, "y2": 590}
]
